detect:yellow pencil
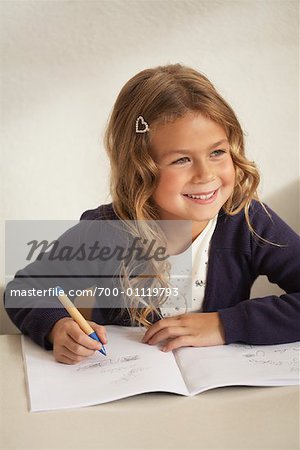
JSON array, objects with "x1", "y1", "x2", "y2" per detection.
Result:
[{"x1": 55, "y1": 286, "x2": 106, "y2": 356}]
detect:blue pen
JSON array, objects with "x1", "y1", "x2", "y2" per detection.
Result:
[{"x1": 55, "y1": 286, "x2": 106, "y2": 356}]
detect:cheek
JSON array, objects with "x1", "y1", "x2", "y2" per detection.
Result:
[
  {"x1": 152, "y1": 170, "x2": 186, "y2": 205},
  {"x1": 222, "y1": 159, "x2": 236, "y2": 186},
  {"x1": 155, "y1": 170, "x2": 184, "y2": 193}
]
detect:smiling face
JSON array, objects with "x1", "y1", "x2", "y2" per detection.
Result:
[{"x1": 150, "y1": 113, "x2": 236, "y2": 238}]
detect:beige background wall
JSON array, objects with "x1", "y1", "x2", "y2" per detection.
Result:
[{"x1": 1, "y1": 0, "x2": 299, "y2": 334}]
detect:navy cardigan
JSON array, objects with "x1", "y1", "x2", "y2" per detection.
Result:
[{"x1": 4, "y1": 201, "x2": 300, "y2": 349}]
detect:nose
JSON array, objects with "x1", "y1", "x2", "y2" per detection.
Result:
[{"x1": 191, "y1": 160, "x2": 215, "y2": 184}]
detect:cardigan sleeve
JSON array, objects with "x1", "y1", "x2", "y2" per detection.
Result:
[
  {"x1": 4, "y1": 219, "x2": 110, "y2": 349},
  {"x1": 219, "y1": 203, "x2": 300, "y2": 345}
]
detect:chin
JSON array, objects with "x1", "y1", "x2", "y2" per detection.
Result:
[
  {"x1": 191, "y1": 206, "x2": 220, "y2": 219},
  {"x1": 192, "y1": 215, "x2": 215, "y2": 223}
]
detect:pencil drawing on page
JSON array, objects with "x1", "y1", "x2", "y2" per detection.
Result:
[
  {"x1": 241, "y1": 344, "x2": 300, "y2": 373},
  {"x1": 76, "y1": 354, "x2": 141, "y2": 371},
  {"x1": 75, "y1": 353, "x2": 150, "y2": 383}
]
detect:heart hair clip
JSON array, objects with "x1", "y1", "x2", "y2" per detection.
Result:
[{"x1": 136, "y1": 116, "x2": 149, "y2": 133}]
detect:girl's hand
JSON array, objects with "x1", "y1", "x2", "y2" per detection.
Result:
[
  {"x1": 47, "y1": 317, "x2": 107, "y2": 364},
  {"x1": 142, "y1": 312, "x2": 225, "y2": 352}
]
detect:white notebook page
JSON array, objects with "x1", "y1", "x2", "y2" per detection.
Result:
[
  {"x1": 22, "y1": 326, "x2": 188, "y2": 412},
  {"x1": 174, "y1": 342, "x2": 300, "y2": 395}
]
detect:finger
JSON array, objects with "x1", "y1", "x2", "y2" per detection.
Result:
[
  {"x1": 88, "y1": 321, "x2": 108, "y2": 344},
  {"x1": 64, "y1": 335, "x2": 98, "y2": 357},
  {"x1": 56, "y1": 353, "x2": 82, "y2": 365},
  {"x1": 142, "y1": 318, "x2": 181, "y2": 343},
  {"x1": 67, "y1": 323, "x2": 102, "y2": 351},
  {"x1": 60, "y1": 345, "x2": 93, "y2": 363},
  {"x1": 147, "y1": 327, "x2": 188, "y2": 345},
  {"x1": 162, "y1": 335, "x2": 195, "y2": 352}
]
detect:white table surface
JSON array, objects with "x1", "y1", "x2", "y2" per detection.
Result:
[{"x1": 0, "y1": 334, "x2": 299, "y2": 450}]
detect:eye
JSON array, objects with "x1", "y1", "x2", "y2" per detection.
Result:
[
  {"x1": 172, "y1": 156, "x2": 191, "y2": 165},
  {"x1": 211, "y1": 149, "x2": 226, "y2": 157}
]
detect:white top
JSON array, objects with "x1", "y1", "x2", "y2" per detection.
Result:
[{"x1": 160, "y1": 216, "x2": 218, "y2": 318}]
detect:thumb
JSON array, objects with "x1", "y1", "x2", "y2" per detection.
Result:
[{"x1": 88, "y1": 321, "x2": 107, "y2": 344}]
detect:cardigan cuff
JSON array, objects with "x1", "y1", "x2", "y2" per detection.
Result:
[
  {"x1": 218, "y1": 305, "x2": 248, "y2": 344},
  {"x1": 24, "y1": 308, "x2": 70, "y2": 350}
]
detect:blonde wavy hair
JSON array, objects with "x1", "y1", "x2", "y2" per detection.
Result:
[{"x1": 104, "y1": 63, "x2": 263, "y2": 327}]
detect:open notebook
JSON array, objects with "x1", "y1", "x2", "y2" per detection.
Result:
[{"x1": 22, "y1": 325, "x2": 300, "y2": 412}]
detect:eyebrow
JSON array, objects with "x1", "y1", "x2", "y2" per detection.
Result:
[{"x1": 161, "y1": 139, "x2": 229, "y2": 158}]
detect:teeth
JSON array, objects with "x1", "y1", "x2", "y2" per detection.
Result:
[{"x1": 186, "y1": 191, "x2": 215, "y2": 200}]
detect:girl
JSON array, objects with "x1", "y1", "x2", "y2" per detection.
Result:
[{"x1": 5, "y1": 63, "x2": 300, "y2": 364}]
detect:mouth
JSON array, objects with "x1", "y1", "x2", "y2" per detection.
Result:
[{"x1": 182, "y1": 189, "x2": 219, "y2": 204}]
